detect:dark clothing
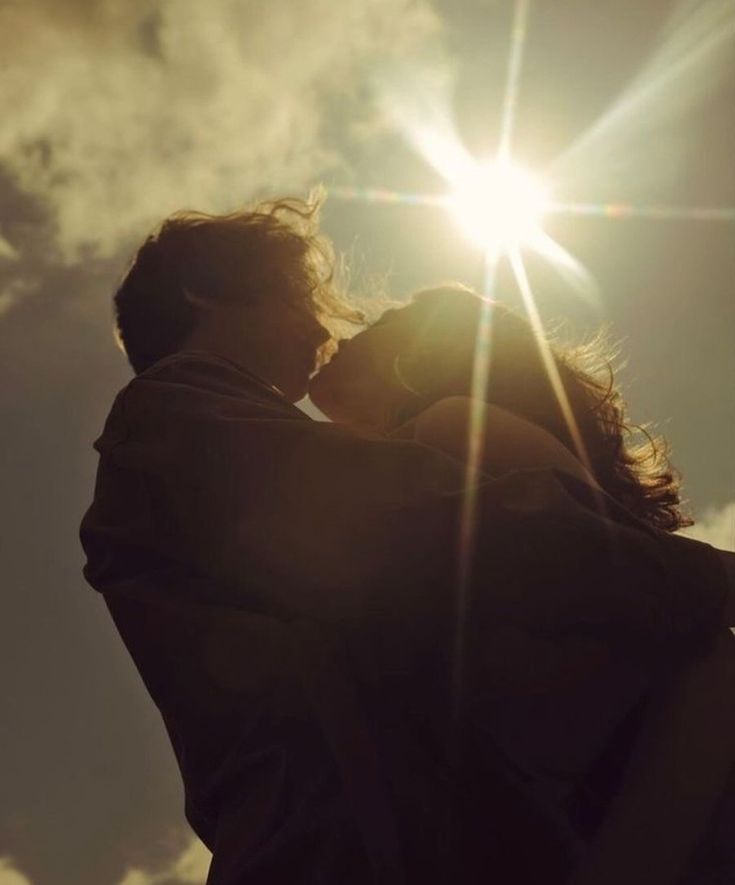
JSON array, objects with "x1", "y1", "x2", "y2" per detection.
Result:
[{"x1": 81, "y1": 351, "x2": 729, "y2": 883}]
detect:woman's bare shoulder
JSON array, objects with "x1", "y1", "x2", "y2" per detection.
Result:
[
  {"x1": 412, "y1": 395, "x2": 501, "y2": 439},
  {"x1": 413, "y1": 396, "x2": 549, "y2": 446},
  {"x1": 413, "y1": 396, "x2": 600, "y2": 488}
]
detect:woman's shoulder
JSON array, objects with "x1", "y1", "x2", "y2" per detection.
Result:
[
  {"x1": 413, "y1": 396, "x2": 539, "y2": 436},
  {"x1": 411, "y1": 396, "x2": 478, "y2": 446},
  {"x1": 412, "y1": 396, "x2": 601, "y2": 489}
]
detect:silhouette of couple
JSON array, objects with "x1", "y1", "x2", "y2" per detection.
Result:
[{"x1": 81, "y1": 196, "x2": 735, "y2": 884}]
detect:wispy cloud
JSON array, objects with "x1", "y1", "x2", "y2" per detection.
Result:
[
  {"x1": 0, "y1": 0, "x2": 441, "y2": 263},
  {"x1": 681, "y1": 500, "x2": 735, "y2": 552},
  {"x1": 0, "y1": 858, "x2": 33, "y2": 885},
  {"x1": 0, "y1": 278, "x2": 39, "y2": 318},
  {"x1": 0, "y1": 235, "x2": 19, "y2": 262},
  {"x1": 116, "y1": 835, "x2": 211, "y2": 885}
]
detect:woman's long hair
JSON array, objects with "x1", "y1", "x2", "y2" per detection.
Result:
[{"x1": 384, "y1": 284, "x2": 690, "y2": 533}]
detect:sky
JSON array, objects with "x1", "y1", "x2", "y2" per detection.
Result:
[{"x1": 0, "y1": 1, "x2": 733, "y2": 883}]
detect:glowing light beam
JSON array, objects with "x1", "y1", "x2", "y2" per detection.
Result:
[
  {"x1": 531, "y1": 231, "x2": 601, "y2": 307},
  {"x1": 508, "y1": 248, "x2": 592, "y2": 477},
  {"x1": 551, "y1": 0, "x2": 735, "y2": 196},
  {"x1": 498, "y1": 0, "x2": 533, "y2": 161},
  {"x1": 451, "y1": 253, "x2": 501, "y2": 741},
  {"x1": 327, "y1": 186, "x2": 444, "y2": 208},
  {"x1": 550, "y1": 201, "x2": 735, "y2": 222},
  {"x1": 508, "y1": 249, "x2": 616, "y2": 529}
]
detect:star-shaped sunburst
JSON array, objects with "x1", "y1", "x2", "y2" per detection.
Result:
[{"x1": 331, "y1": 0, "x2": 734, "y2": 288}]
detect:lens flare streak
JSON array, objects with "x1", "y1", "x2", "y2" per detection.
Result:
[
  {"x1": 531, "y1": 231, "x2": 601, "y2": 306},
  {"x1": 508, "y1": 249, "x2": 592, "y2": 476},
  {"x1": 328, "y1": 186, "x2": 445, "y2": 208},
  {"x1": 452, "y1": 0, "x2": 532, "y2": 747},
  {"x1": 550, "y1": 0, "x2": 735, "y2": 188},
  {"x1": 550, "y1": 201, "x2": 735, "y2": 221},
  {"x1": 509, "y1": 249, "x2": 619, "y2": 532},
  {"x1": 451, "y1": 0, "x2": 533, "y2": 743},
  {"x1": 452, "y1": 254, "x2": 501, "y2": 740},
  {"x1": 498, "y1": 0, "x2": 532, "y2": 161}
]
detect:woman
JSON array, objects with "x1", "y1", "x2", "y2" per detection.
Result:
[
  {"x1": 309, "y1": 283, "x2": 735, "y2": 883},
  {"x1": 310, "y1": 282, "x2": 682, "y2": 529}
]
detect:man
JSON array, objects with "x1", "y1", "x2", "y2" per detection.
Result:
[{"x1": 81, "y1": 195, "x2": 733, "y2": 883}]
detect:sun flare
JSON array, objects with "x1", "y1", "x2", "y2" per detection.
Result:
[{"x1": 448, "y1": 159, "x2": 549, "y2": 254}]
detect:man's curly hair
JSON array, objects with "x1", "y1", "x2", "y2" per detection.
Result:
[{"x1": 114, "y1": 192, "x2": 360, "y2": 374}]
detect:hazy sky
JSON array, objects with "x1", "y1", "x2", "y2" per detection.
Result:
[{"x1": 1, "y1": 1, "x2": 733, "y2": 883}]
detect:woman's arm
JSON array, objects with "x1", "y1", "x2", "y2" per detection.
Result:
[
  {"x1": 411, "y1": 395, "x2": 601, "y2": 488},
  {"x1": 568, "y1": 628, "x2": 735, "y2": 885}
]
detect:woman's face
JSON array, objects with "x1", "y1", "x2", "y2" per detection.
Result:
[{"x1": 308, "y1": 307, "x2": 413, "y2": 429}]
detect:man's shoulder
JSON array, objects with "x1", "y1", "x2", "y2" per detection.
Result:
[
  {"x1": 112, "y1": 350, "x2": 305, "y2": 417},
  {"x1": 95, "y1": 351, "x2": 306, "y2": 453},
  {"x1": 138, "y1": 350, "x2": 283, "y2": 398}
]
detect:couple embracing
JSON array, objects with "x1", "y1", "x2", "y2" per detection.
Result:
[{"x1": 81, "y1": 195, "x2": 735, "y2": 884}]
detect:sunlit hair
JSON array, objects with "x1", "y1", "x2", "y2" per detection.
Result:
[
  {"x1": 114, "y1": 192, "x2": 360, "y2": 374},
  {"x1": 382, "y1": 284, "x2": 690, "y2": 532}
]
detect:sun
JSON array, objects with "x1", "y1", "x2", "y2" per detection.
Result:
[{"x1": 448, "y1": 158, "x2": 549, "y2": 254}]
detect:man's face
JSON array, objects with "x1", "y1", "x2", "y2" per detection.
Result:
[
  {"x1": 278, "y1": 297, "x2": 332, "y2": 400},
  {"x1": 234, "y1": 291, "x2": 331, "y2": 402}
]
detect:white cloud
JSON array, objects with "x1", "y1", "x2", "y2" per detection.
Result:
[
  {"x1": 0, "y1": 278, "x2": 39, "y2": 317},
  {"x1": 0, "y1": 858, "x2": 33, "y2": 885},
  {"x1": 116, "y1": 835, "x2": 212, "y2": 885},
  {"x1": 681, "y1": 500, "x2": 735, "y2": 552},
  {"x1": 0, "y1": 235, "x2": 19, "y2": 262},
  {"x1": 161, "y1": 836, "x2": 212, "y2": 883},
  {"x1": 0, "y1": 0, "x2": 442, "y2": 263}
]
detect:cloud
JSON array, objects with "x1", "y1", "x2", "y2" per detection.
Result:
[
  {"x1": 116, "y1": 835, "x2": 211, "y2": 885},
  {"x1": 681, "y1": 500, "x2": 735, "y2": 551},
  {"x1": 0, "y1": 858, "x2": 33, "y2": 885},
  {"x1": 0, "y1": 235, "x2": 19, "y2": 262},
  {"x1": 0, "y1": 0, "x2": 442, "y2": 263},
  {"x1": 0, "y1": 278, "x2": 39, "y2": 318}
]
